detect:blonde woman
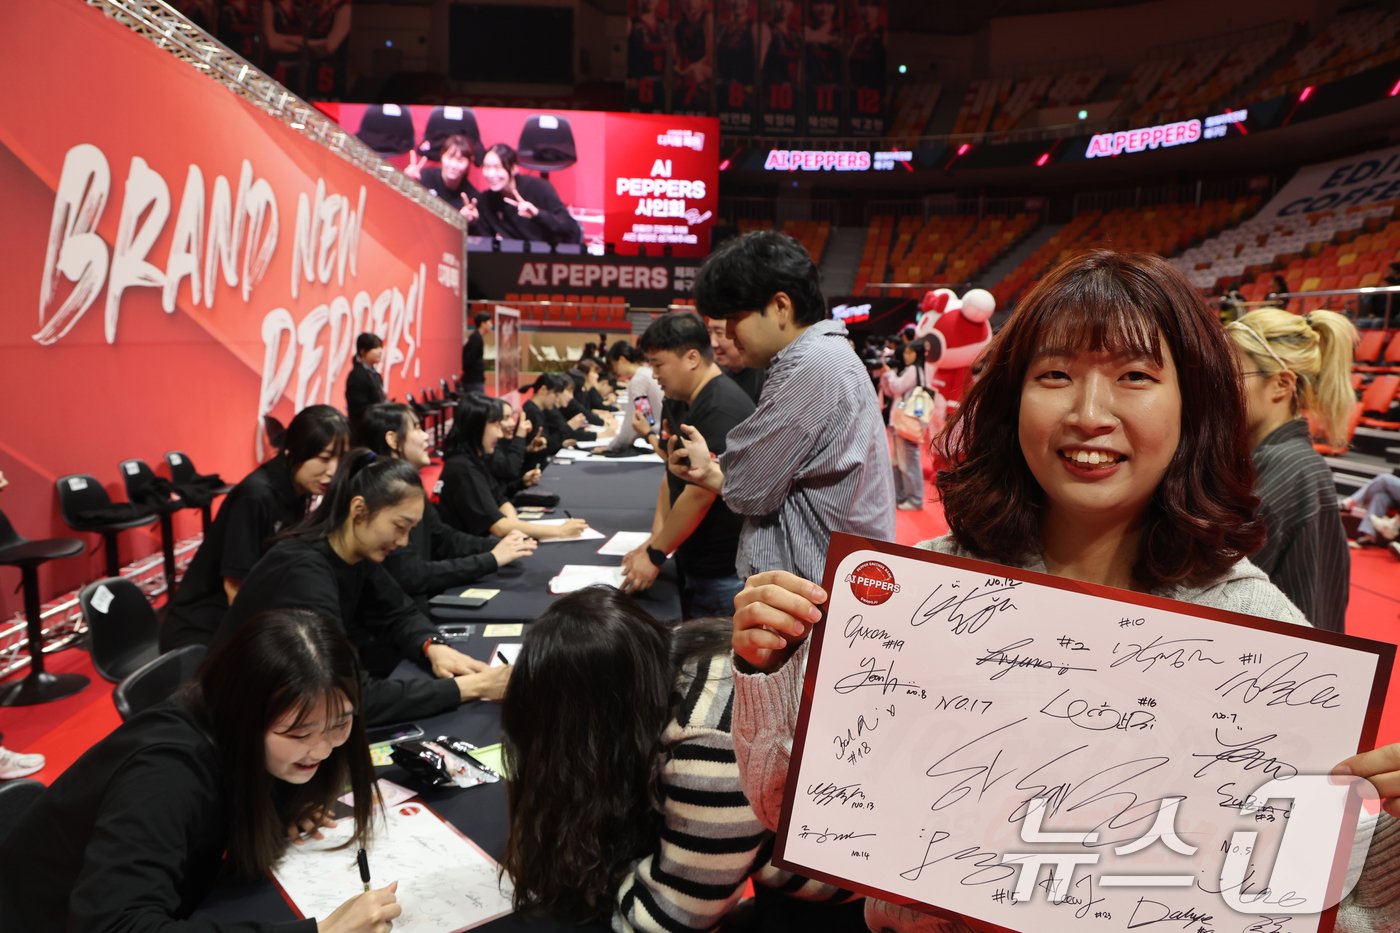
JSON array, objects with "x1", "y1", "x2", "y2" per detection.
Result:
[{"x1": 1226, "y1": 307, "x2": 1357, "y2": 633}]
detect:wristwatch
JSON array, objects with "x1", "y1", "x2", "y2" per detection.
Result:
[
  {"x1": 646, "y1": 546, "x2": 667, "y2": 567},
  {"x1": 421, "y1": 633, "x2": 451, "y2": 656}
]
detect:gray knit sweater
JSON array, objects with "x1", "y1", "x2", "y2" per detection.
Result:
[{"x1": 733, "y1": 535, "x2": 1398, "y2": 933}]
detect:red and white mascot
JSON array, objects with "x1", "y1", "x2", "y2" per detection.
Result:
[{"x1": 929, "y1": 287, "x2": 995, "y2": 404}]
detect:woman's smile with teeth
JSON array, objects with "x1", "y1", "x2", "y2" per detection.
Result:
[{"x1": 1063, "y1": 449, "x2": 1122, "y2": 467}]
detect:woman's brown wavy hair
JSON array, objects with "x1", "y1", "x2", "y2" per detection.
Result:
[
  {"x1": 499, "y1": 586, "x2": 732, "y2": 924},
  {"x1": 934, "y1": 249, "x2": 1264, "y2": 590}
]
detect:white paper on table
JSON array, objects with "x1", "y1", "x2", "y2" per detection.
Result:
[
  {"x1": 339, "y1": 777, "x2": 417, "y2": 809},
  {"x1": 576, "y1": 439, "x2": 608, "y2": 449},
  {"x1": 633, "y1": 437, "x2": 653, "y2": 450},
  {"x1": 552, "y1": 448, "x2": 594, "y2": 461},
  {"x1": 597, "y1": 531, "x2": 653, "y2": 556},
  {"x1": 548, "y1": 564, "x2": 625, "y2": 594},
  {"x1": 775, "y1": 533, "x2": 1390, "y2": 933},
  {"x1": 271, "y1": 804, "x2": 513, "y2": 932},
  {"x1": 490, "y1": 643, "x2": 522, "y2": 666},
  {"x1": 531, "y1": 518, "x2": 605, "y2": 542},
  {"x1": 589, "y1": 451, "x2": 665, "y2": 464}
]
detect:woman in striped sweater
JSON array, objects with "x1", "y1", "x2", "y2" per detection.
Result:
[
  {"x1": 500, "y1": 586, "x2": 855, "y2": 932},
  {"x1": 1226, "y1": 307, "x2": 1357, "y2": 632}
]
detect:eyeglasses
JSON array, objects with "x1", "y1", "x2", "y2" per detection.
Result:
[{"x1": 1240, "y1": 370, "x2": 1274, "y2": 378}]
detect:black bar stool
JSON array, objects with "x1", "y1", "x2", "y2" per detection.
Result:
[
  {"x1": 118, "y1": 459, "x2": 190, "y2": 597},
  {"x1": 55, "y1": 474, "x2": 156, "y2": 579},
  {"x1": 0, "y1": 509, "x2": 88, "y2": 706},
  {"x1": 163, "y1": 451, "x2": 233, "y2": 531}
]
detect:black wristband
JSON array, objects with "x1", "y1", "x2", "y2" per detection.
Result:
[{"x1": 646, "y1": 546, "x2": 667, "y2": 567}]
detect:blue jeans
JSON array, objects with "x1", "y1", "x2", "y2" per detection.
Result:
[
  {"x1": 1355, "y1": 474, "x2": 1400, "y2": 537},
  {"x1": 680, "y1": 572, "x2": 745, "y2": 620},
  {"x1": 890, "y1": 429, "x2": 923, "y2": 507}
]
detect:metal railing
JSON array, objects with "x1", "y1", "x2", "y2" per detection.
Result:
[
  {"x1": 1215, "y1": 284, "x2": 1400, "y2": 328},
  {"x1": 88, "y1": 0, "x2": 465, "y2": 230},
  {"x1": 0, "y1": 536, "x2": 201, "y2": 681}
]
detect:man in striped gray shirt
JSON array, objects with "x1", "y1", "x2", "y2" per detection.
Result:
[{"x1": 670, "y1": 231, "x2": 895, "y2": 583}]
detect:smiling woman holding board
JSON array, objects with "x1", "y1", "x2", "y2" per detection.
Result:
[{"x1": 714, "y1": 250, "x2": 1400, "y2": 932}]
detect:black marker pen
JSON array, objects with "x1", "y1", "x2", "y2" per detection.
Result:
[{"x1": 357, "y1": 847, "x2": 370, "y2": 893}]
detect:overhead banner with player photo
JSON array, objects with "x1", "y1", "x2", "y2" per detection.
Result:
[
  {"x1": 319, "y1": 104, "x2": 719, "y2": 258},
  {"x1": 0, "y1": 0, "x2": 463, "y2": 608},
  {"x1": 715, "y1": 0, "x2": 758, "y2": 132},
  {"x1": 627, "y1": 0, "x2": 670, "y2": 112},
  {"x1": 758, "y1": 0, "x2": 802, "y2": 134},
  {"x1": 845, "y1": 0, "x2": 887, "y2": 136},
  {"x1": 802, "y1": 0, "x2": 844, "y2": 135},
  {"x1": 670, "y1": 0, "x2": 716, "y2": 117}
]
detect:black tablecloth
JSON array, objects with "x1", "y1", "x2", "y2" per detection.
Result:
[{"x1": 429, "y1": 456, "x2": 681, "y2": 624}]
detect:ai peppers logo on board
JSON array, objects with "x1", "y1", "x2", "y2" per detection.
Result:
[{"x1": 845, "y1": 560, "x2": 899, "y2": 606}]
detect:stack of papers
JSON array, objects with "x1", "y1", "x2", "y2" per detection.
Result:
[
  {"x1": 597, "y1": 531, "x2": 652, "y2": 556},
  {"x1": 548, "y1": 564, "x2": 625, "y2": 594}
]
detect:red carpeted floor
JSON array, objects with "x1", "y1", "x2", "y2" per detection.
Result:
[{"x1": 1, "y1": 475, "x2": 1396, "y2": 784}]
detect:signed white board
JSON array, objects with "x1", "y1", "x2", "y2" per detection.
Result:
[
  {"x1": 272, "y1": 802, "x2": 513, "y2": 932},
  {"x1": 775, "y1": 535, "x2": 1391, "y2": 933}
]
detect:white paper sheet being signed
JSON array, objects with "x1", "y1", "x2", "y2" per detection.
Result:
[{"x1": 775, "y1": 535, "x2": 1392, "y2": 933}]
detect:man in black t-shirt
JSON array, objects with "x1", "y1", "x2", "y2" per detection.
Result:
[
  {"x1": 706, "y1": 314, "x2": 766, "y2": 404},
  {"x1": 462, "y1": 313, "x2": 492, "y2": 394},
  {"x1": 620, "y1": 312, "x2": 756, "y2": 618}
]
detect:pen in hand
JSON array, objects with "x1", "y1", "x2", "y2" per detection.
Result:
[
  {"x1": 357, "y1": 847, "x2": 370, "y2": 893},
  {"x1": 564, "y1": 510, "x2": 573, "y2": 519},
  {"x1": 496, "y1": 650, "x2": 510, "y2": 666}
]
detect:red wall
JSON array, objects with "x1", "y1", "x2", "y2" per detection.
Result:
[{"x1": 0, "y1": 0, "x2": 465, "y2": 619}]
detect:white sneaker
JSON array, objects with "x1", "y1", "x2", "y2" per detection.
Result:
[
  {"x1": 1372, "y1": 514, "x2": 1400, "y2": 542},
  {"x1": 0, "y1": 745, "x2": 44, "y2": 780}
]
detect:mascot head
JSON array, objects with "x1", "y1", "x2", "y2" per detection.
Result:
[{"x1": 959, "y1": 288, "x2": 996, "y2": 325}]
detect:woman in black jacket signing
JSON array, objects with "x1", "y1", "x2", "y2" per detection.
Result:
[
  {"x1": 477, "y1": 143, "x2": 582, "y2": 246},
  {"x1": 0, "y1": 608, "x2": 398, "y2": 933},
  {"x1": 358, "y1": 402, "x2": 536, "y2": 615}
]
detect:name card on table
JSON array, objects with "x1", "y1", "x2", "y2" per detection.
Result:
[{"x1": 775, "y1": 534, "x2": 1393, "y2": 933}]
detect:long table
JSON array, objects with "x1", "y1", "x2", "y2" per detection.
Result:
[
  {"x1": 197, "y1": 453, "x2": 673, "y2": 929},
  {"x1": 429, "y1": 454, "x2": 681, "y2": 624}
]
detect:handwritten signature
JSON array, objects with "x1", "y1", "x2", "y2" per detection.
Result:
[
  {"x1": 1038, "y1": 688, "x2": 1157, "y2": 732},
  {"x1": 833, "y1": 656, "x2": 919, "y2": 695},
  {"x1": 911, "y1": 581, "x2": 1020, "y2": 635},
  {"x1": 1215, "y1": 782, "x2": 1292, "y2": 821},
  {"x1": 805, "y1": 781, "x2": 867, "y2": 808},
  {"x1": 797, "y1": 824, "x2": 877, "y2": 844},
  {"x1": 975, "y1": 638, "x2": 1098, "y2": 681},
  {"x1": 1110, "y1": 635, "x2": 1225, "y2": 673},
  {"x1": 1190, "y1": 729, "x2": 1298, "y2": 780},
  {"x1": 1215, "y1": 652, "x2": 1342, "y2": 709},
  {"x1": 843, "y1": 614, "x2": 894, "y2": 650}
]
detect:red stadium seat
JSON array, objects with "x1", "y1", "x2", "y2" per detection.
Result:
[
  {"x1": 1355, "y1": 329, "x2": 1388, "y2": 366},
  {"x1": 1358, "y1": 375, "x2": 1400, "y2": 430}
]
